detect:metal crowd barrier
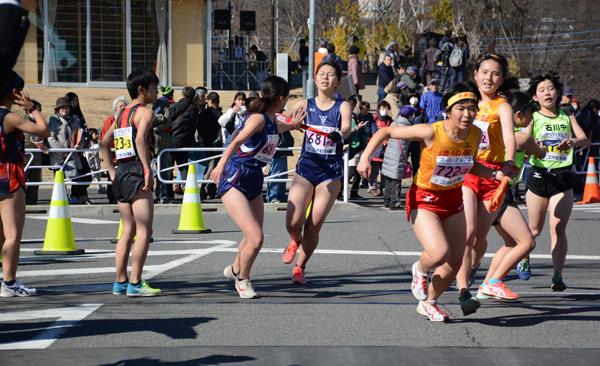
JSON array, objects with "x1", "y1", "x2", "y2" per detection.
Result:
[
  {"x1": 24, "y1": 147, "x2": 352, "y2": 203},
  {"x1": 573, "y1": 142, "x2": 600, "y2": 175}
]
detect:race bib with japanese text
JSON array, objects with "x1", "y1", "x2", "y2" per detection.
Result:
[
  {"x1": 430, "y1": 155, "x2": 474, "y2": 186},
  {"x1": 114, "y1": 127, "x2": 136, "y2": 160}
]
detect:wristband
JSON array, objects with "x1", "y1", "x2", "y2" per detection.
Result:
[
  {"x1": 275, "y1": 113, "x2": 292, "y2": 125},
  {"x1": 491, "y1": 170, "x2": 498, "y2": 179}
]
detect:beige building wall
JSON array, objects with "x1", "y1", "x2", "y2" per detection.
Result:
[
  {"x1": 172, "y1": 0, "x2": 206, "y2": 87},
  {"x1": 13, "y1": 0, "x2": 40, "y2": 84}
]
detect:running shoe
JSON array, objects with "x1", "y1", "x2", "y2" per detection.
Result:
[
  {"x1": 126, "y1": 281, "x2": 161, "y2": 297},
  {"x1": 476, "y1": 283, "x2": 490, "y2": 300},
  {"x1": 235, "y1": 278, "x2": 259, "y2": 299},
  {"x1": 281, "y1": 239, "x2": 299, "y2": 264},
  {"x1": 459, "y1": 290, "x2": 480, "y2": 316},
  {"x1": 292, "y1": 266, "x2": 306, "y2": 285},
  {"x1": 112, "y1": 281, "x2": 128, "y2": 295},
  {"x1": 223, "y1": 264, "x2": 237, "y2": 280},
  {"x1": 481, "y1": 281, "x2": 520, "y2": 300},
  {"x1": 551, "y1": 275, "x2": 567, "y2": 292},
  {"x1": 411, "y1": 261, "x2": 428, "y2": 301},
  {"x1": 416, "y1": 301, "x2": 449, "y2": 322},
  {"x1": 468, "y1": 265, "x2": 479, "y2": 287},
  {"x1": 516, "y1": 259, "x2": 531, "y2": 281},
  {"x1": 0, "y1": 281, "x2": 37, "y2": 297}
]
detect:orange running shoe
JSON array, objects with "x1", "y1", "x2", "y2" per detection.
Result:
[
  {"x1": 481, "y1": 281, "x2": 520, "y2": 301},
  {"x1": 292, "y1": 266, "x2": 306, "y2": 285},
  {"x1": 282, "y1": 239, "x2": 299, "y2": 264}
]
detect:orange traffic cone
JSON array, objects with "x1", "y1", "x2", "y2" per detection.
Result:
[{"x1": 578, "y1": 157, "x2": 600, "y2": 204}]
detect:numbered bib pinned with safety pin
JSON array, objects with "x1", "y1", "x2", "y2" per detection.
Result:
[
  {"x1": 430, "y1": 155, "x2": 474, "y2": 186},
  {"x1": 114, "y1": 126, "x2": 136, "y2": 160}
]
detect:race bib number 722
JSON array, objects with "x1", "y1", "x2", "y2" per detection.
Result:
[{"x1": 430, "y1": 155, "x2": 474, "y2": 186}]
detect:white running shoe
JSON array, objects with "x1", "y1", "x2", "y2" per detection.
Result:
[
  {"x1": 235, "y1": 278, "x2": 259, "y2": 299},
  {"x1": 223, "y1": 265, "x2": 237, "y2": 280},
  {"x1": 1, "y1": 281, "x2": 37, "y2": 297},
  {"x1": 411, "y1": 262, "x2": 428, "y2": 301},
  {"x1": 416, "y1": 300, "x2": 449, "y2": 322}
]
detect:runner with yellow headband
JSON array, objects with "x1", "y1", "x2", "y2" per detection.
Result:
[{"x1": 357, "y1": 83, "x2": 506, "y2": 322}]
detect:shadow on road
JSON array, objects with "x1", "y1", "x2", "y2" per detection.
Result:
[
  {"x1": 98, "y1": 355, "x2": 255, "y2": 366},
  {"x1": 0, "y1": 317, "x2": 217, "y2": 344}
]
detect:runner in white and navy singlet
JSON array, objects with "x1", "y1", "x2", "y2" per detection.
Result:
[
  {"x1": 296, "y1": 97, "x2": 344, "y2": 185},
  {"x1": 216, "y1": 113, "x2": 279, "y2": 200},
  {"x1": 211, "y1": 76, "x2": 305, "y2": 299},
  {"x1": 282, "y1": 60, "x2": 352, "y2": 285}
]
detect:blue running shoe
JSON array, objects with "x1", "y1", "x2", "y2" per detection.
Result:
[
  {"x1": 112, "y1": 281, "x2": 128, "y2": 295},
  {"x1": 126, "y1": 281, "x2": 161, "y2": 297},
  {"x1": 516, "y1": 259, "x2": 531, "y2": 281}
]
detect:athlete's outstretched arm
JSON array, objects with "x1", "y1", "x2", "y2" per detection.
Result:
[
  {"x1": 357, "y1": 124, "x2": 433, "y2": 178},
  {"x1": 516, "y1": 131, "x2": 546, "y2": 159}
]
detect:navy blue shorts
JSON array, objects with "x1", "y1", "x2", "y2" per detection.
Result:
[
  {"x1": 296, "y1": 155, "x2": 343, "y2": 186},
  {"x1": 216, "y1": 162, "x2": 264, "y2": 201}
]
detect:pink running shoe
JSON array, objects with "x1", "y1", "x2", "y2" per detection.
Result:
[
  {"x1": 481, "y1": 281, "x2": 520, "y2": 301},
  {"x1": 282, "y1": 239, "x2": 299, "y2": 264},
  {"x1": 292, "y1": 266, "x2": 306, "y2": 285}
]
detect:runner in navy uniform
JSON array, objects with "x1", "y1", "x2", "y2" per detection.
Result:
[
  {"x1": 281, "y1": 61, "x2": 352, "y2": 284},
  {"x1": 211, "y1": 76, "x2": 305, "y2": 299}
]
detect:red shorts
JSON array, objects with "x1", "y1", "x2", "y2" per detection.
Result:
[
  {"x1": 0, "y1": 162, "x2": 25, "y2": 199},
  {"x1": 406, "y1": 184, "x2": 464, "y2": 221},
  {"x1": 463, "y1": 161, "x2": 503, "y2": 201}
]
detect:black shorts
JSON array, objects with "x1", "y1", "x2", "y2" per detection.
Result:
[
  {"x1": 492, "y1": 188, "x2": 518, "y2": 226},
  {"x1": 526, "y1": 166, "x2": 573, "y2": 198},
  {"x1": 112, "y1": 160, "x2": 145, "y2": 203}
]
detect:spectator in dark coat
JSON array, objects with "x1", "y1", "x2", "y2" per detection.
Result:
[
  {"x1": 169, "y1": 86, "x2": 200, "y2": 188},
  {"x1": 377, "y1": 54, "x2": 394, "y2": 102}
]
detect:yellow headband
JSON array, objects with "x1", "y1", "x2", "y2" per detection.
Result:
[{"x1": 446, "y1": 92, "x2": 477, "y2": 108}]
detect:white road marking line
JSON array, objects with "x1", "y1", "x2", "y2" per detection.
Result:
[
  {"x1": 0, "y1": 241, "x2": 237, "y2": 350},
  {"x1": 214, "y1": 247, "x2": 600, "y2": 261},
  {"x1": 0, "y1": 304, "x2": 102, "y2": 350},
  {"x1": 13, "y1": 241, "x2": 237, "y2": 278},
  {"x1": 27, "y1": 215, "x2": 120, "y2": 225}
]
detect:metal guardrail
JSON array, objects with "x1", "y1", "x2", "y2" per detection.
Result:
[
  {"x1": 573, "y1": 142, "x2": 600, "y2": 175},
  {"x1": 25, "y1": 147, "x2": 107, "y2": 186},
  {"x1": 24, "y1": 147, "x2": 352, "y2": 203}
]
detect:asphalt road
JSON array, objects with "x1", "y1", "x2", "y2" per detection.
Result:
[{"x1": 1, "y1": 199, "x2": 599, "y2": 365}]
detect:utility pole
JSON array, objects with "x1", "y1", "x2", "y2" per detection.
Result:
[{"x1": 307, "y1": 0, "x2": 316, "y2": 98}]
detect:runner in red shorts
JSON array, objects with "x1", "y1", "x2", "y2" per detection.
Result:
[
  {"x1": 457, "y1": 53, "x2": 518, "y2": 315},
  {"x1": 358, "y1": 83, "x2": 505, "y2": 322}
]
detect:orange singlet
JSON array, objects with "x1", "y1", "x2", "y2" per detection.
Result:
[
  {"x1": 407, "y1": 121, "x2": 481, "y2": 220},
  {"x1": 415, "y1": 121, "x2": 481, "y2": 191},
  {"x1": 472, "y1": 96, "x2": 507, "y2": 163},
  {"x1": 463, "y1": 96, "x2": 508, "y2": 201}
]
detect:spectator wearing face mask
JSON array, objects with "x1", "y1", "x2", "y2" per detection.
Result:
[
  {"x1": 368, "y1": 100, "x2": 393, "y2": 196},
  {"x1": 381, "y1": 105, "x2": 417, "y2": 210},
  {"x1": 420, "y1": 79, "x2": 444, "y2": 123}
]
